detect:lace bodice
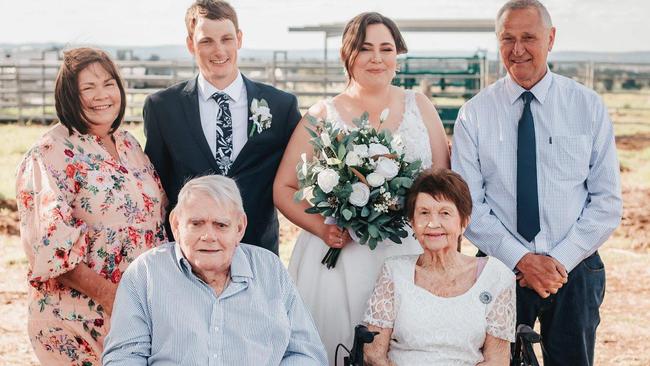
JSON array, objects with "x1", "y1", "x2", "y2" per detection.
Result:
[
  {"x1": 324, "y1": 90, "x2": 433, "y2": 169},
  {"x1": 363, "y1": 256, "x2": 516, "y2": 366}
]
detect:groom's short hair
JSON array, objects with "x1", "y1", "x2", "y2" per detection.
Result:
[{"x1": 185, "y1": 0, "x2": 239, "y2": 39}]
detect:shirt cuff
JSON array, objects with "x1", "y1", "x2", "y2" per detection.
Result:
[
  {"x1": 549, "y1": 241, "x2": 588, "y2": 273},
  {"x1": 493, "y1": 236, "x2": 531, "y2": 271}
]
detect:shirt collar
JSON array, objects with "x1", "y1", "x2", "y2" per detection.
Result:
[
  {"x1": 197, "y1": 71, "x2": 244, "y2": 103},
  {"x1": 173, "y1": 242, "x2": 254, "y2": 282},
  {"x1": 505, "y1": 67, "x2": 553, "y2": 105},
  {"x1": 173, "y1": 242, "x2": 192, "y2": 274},
  {"x1": 229, "y1": 245, "x2": 254, "y2": 282}
]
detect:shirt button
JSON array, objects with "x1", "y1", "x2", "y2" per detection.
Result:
[
  {"x1": 214, "y1": 326, "x2": 219, "y2": 331},
  {"x1": 213, "y1": 354, "x2": 218, "y2": 358}
]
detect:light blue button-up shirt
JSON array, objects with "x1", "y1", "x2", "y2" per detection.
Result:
[
  {"x1": 451, "y1": 70, "x2": 622, "y2": 272},
  {"x1": 102, "y1": 243, "x2": 327, "y2": 365}
]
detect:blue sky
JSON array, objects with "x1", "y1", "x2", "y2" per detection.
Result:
[{"x1": 2, "y1": 0, "x2": 648, "y2": 52}]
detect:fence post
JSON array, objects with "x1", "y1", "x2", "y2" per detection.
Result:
[
  {"x1": 41, "y1": 61, "x2": 46, "y2": 124},
  {"x1": 16, "y1": 63, "x2": 22, "y2": 123}
]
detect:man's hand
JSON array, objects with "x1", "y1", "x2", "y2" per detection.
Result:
[{"x1": 516, "y1": 253, "x2": 568, "y2": 298}]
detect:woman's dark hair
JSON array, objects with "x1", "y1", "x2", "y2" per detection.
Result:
[
  {"x1": 54, "y1": 47, "x2": 125, "y2": 135},
  {"x1": 405, "y1": 168, "x2": 473, "y2": 227},
  {"x1": 340, "y1": 12, "x2": 408, "y2": 81}
]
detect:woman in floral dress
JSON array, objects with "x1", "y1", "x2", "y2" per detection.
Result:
[{"x1": 15, "y1": 48, "x2": 167, "y2": 365}]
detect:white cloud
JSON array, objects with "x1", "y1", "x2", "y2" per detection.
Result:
[{"x1": 1, "y1": 0, "x2": 648, "y2": 52}]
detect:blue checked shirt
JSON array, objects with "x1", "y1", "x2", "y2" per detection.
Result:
[
  {"x1": 102, "y1": 243, "x2": 327, "y2": 365},
  {"x1": 451, "y1": 70, "x2": 622, "y2": 273}
]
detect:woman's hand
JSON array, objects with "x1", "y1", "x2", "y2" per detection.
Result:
[
  {"x1": 58, "y1": 263, "x2": 119, "y2": 317},
  {"x1": 98, "y1": 288, "x2": 117, "y2": 317},
  {"x1": 320, "y1": 224, "x2": 352, "y2": 248},
  {"x1": 364, "y1": 325, "x2": 395, "y2": 366}
]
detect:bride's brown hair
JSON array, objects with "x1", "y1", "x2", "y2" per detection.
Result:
[{"x1": 340, "y1": 12, "x2": 408, "y2": 81}]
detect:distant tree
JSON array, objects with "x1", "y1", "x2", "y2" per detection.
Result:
[
  {"x1": 622, "y1": 79, "x2": 642, "y2": 90},
  {"x1": 602, "y1": 79, "x2": 614, "y2": 91}
]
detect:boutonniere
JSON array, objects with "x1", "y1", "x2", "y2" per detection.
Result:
[{"x1": 249, "y1": 98, "x2": 272, "y2": 137}]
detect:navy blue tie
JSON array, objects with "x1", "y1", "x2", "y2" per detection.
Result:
[{"x1": 517, "y1": 91, "x2": 540, "y2": 242}]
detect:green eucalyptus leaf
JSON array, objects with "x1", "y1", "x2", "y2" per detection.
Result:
[
  {"x1": 368, "y1": 238, "x2": 378, "y2": 250},
  {"x1": 305, "y1": 206, "x2": 321, "y2": 214},
  {"x1": 368, "y1": 209, "x2": 382, "y2": 222},
  {"x1": 368, "y1": 225, "x2": 379, "y2": 238},
  {"x1": 293, "y1": 190, "x2": 304, "y2": 202},
  {"x1": 306, "y1": 114, "x2": 319, "y2": 126}
]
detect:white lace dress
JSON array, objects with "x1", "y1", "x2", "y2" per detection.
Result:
[
  {"x1": 288, "y1": 90, "x2": 433, "y2": 365},
  {"x1": 364, "y1": 256, "x2": 516, "y2": 366}
]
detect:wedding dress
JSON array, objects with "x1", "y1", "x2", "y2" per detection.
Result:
[{"x1": 288, "y1": 90, "x2": 433, "y2": 365}]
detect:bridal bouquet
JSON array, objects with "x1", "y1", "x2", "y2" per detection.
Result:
[{"x1": 294, "y1": 110, "x2": 422, "y2": 268}]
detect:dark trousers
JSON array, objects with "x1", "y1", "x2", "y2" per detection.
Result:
[{"x1": 515, "y1": 252, "x2": 606, "y2": 366}]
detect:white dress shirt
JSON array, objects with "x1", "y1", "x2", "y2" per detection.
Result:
[
  {"x1": 451, "y1": 70, "x2": 622, "y2": 272},
  {"x1": 197, "y1": 72, "x2": 248, "y2": 162}
]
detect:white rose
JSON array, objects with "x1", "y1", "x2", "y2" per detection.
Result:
[
  {"x1": 375, "y1": 157, "x2": 400, "y2": 179},
  {"x1": 366, "y1": 172, "x2": 386, "y2": 187},
  {"x1": 317, "y1": 169, "x2": 339, "y2": 193},
  {"x1": 368, "y1": 143, "x2": 390, "y2": 157},
  {"x1": 349, "y1": 182, "x2": 370, "y2": 207},
  {"x1": 321, "y1": 132, "x2": 331, "y2": 147},
  {"x1": 345, "y1": 151, "x2": 362, "y2": 167},
  {"x1": 352, "y1": 144, "x2": 369, "y2": 158}
]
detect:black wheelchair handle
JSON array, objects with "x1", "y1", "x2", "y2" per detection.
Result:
[{"x1": 516, "y1": 324, "x2": 541, "y2": 343}]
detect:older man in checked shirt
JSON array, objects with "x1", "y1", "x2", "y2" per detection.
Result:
[
  {"x1": 451, "y1": 1, "x2": 622, "y2": 365},
  {"x1": 102, "y1": 175, "x2": 327, "y2": 365}
]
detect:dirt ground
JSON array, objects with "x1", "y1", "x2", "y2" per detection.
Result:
[{"x1": 1, "y1": 139, "x2": 649, "y2": 365}]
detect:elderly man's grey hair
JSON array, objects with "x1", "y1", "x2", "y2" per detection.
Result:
[
  {"x1": 496, "y1": 0, "x2": 553, "y2": 33},
  {"x1": 176, "y1": 175, "x2": 245, "y2": 214}
]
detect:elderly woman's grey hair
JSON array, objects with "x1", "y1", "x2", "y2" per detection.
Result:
[
  {"x1": 176, "y1": 175, "x2": 245, "y2": 214},
  {"x1": 496, "y1": 0, "x2": 553, "y2": 33}
]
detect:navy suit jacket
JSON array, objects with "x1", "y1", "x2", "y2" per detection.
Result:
[{"x1": 143, "y1": 75, "x2": 301, "y2": 254}]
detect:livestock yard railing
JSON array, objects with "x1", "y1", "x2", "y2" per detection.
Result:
[{"x1": 1, "y1": 58, "x2": 649, "y2": 125}]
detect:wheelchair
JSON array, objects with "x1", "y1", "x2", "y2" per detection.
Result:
[
  {"x1": 336, "y1": 324, "x2": 378, "y2": 366},
  {"x1": 338, "y1": 323, "x2": 541, "y2": 366},
  {"x1": 512, "y1": 324, "x2": 541, "y2": 366}
]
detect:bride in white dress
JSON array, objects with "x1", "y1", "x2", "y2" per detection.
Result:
[{"x1": 273, "y1": 12, "x2": 449, "y2": 365}]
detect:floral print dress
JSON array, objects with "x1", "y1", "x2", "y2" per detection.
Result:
[{"x1": 16, "y1": 124, "x2": 167, "y2": 365}]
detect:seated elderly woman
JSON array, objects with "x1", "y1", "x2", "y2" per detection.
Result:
[
  {"x1": 102, "y1": 175, "x2": 327, "y2": 365},
  {"x1": 363, "y1": 169, "x2": 515, "y2": 366}
]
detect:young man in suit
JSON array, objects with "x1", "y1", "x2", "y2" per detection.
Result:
[{"x1": 144, "y1": 0, "x2": 301, "y2": 254}]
